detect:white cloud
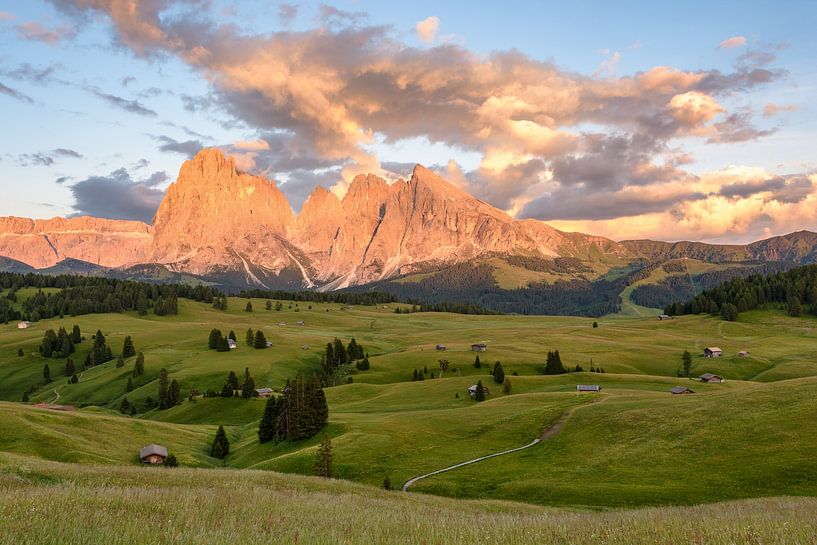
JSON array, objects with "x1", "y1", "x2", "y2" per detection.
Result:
[
  {"x1": 234, "y1": 139, "x2": 270, "y2": 151},
  {"x1": 718, "y1": 36, "x2": 746, "y2": 49},
  {"x1": 415, "y1": 16, "x2": 440, "y2": 44}
]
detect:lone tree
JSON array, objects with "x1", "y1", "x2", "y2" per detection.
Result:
[
  {"x1": 167, "y1": 379, "x2": 182, "y2": 408},
  {"x1": 17, "y1": 348, "x2": 23, "y2": 357},
  {"x1": 122, "y1": 336, "x2": 136, "y2": 358},
  {"x1": 265, "y1": 300, "x2": 272, "y2": 311},
  {"x1": 382, "y1": 476, "x2": 393, "y2": 490},
  {"x1": 438, "y1": 359, "x2": 449, "y2": 377},
  {"x1": 158, "y1": 368, "x2": 170, "y2": 409},
  {"x1": 133, "y1": 352, "x2": 145, "y2": 377},
  {"x1": 241, "y1": 367, "x2": 255, "y2": 399},
  {"x1": 682, "y1": 350, "x2": 693, "y2": 377},
  {"x1": 245, "y1": 328, "x2": 254, "y2": 346},
  {"x1": 492, "y1": 361, "x2": 505, "y2": 384},
  {"x1": 208, "y1": 328, "x2": 222, "y2": 349},
  {"x1": 65, "y1": 358, "x2": 75, "y2": 377},
  {"x1": 253, "y1": 330, "x2": 268, "y2": 349},
  {"x1": 474, "y1": 355, "x2": 481, "y2": 369},
  {"x1": 313, "y1": 435, "x2": 333, "y2": 478},
  {"x1": 164, "y1": 454, "x2": 179, "y2": 467},
  {"x1": 43, "y1": 364, "x2": 51, "y2": 384},
  {"x1": 474, "y1": 380, "x2": 486, "y2": 401},
  {"x1": 245, "y1": 300, "x2": 253, "y2": 312},
  {"x1": 126, "y1": 377, "x2": 134, "y2": 392},
  {"x1": 211, "y1": 425, "x2": 230, "y2": 459}
]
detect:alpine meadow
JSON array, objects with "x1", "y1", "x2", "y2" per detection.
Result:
[{"x1": 2, "y1": 1, "x2": 817, "y2": 544}]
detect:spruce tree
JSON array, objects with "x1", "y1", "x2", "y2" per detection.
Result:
[
  {"x1": 258, "y1": 395, "x2": 280, "y2": 443},
  {"x1": 211, "y1": 425, "x2": 230, "y2": 459},
  {"x1": 116, "y1": 355, "x2": 125, "y2": 368},
  {"x1": 17, "y1": 348, "x2": 23, "y2": 357},
  {"x1": 164, "y1": 454, "x2": 178, "y2": 467},
  {"x1": 265, "y1": 300, "x2": 272, "y2": 311},
  {"x1": 227, "y1": 371, "x2": 240, "y2": 393},
  {"x1": 65, "y1": 358, "x2": 75, "y2": 377},
  {"x1": 313, "y1": 435, "x2": 333, "y2": 478},
  {"x1": 245, "y1": 300, "x2": 253, "y2": 312},
  {"x1": 474, "y1": 355, "x2": 481, "y2": 368},
  {"x1": 355, "y1": 357, "x2": 370, "y2": 371},
  {"x1": 22, "y1": 391, "x2": 29, "y2": 402},
  {"x1": 682, "y1": 350, "x2": 692, "y2": 377},
  {"x1": 241, "y1": 367, "x2": 255, "y2": 398},
  {"x1": 245, "y1": 328, "x2": 254, "y2": 346},
  {"x1": 208, "y1": 328, "x2": 222, "y2": 350},
  {"x1": 122, "y1": 336, "x2": 136, "y2": 358},
  {"x1": 71, "y1": 325, "x2": 82, "y2": 344},
  {"x1": 133, "y1": 352, "x2": 145, "y2": 377},
  {"x1": 228, "y1": 330, "x2": 237, "y2": 342},
  {"x1": 158, "y1": 368, "x2": 169, "y2": 409},
  {"x1": 383, "y1": 476, "x2": 393, "y2": 490},
  {"x1": 69, "y1": 373, "x2": 78, "y2": 384},
  {"x1": 253, "y1": 330, "x2": 267, "y2": 349},
  {"x1": 492, "y1": 361, "x2": 505, "y2": 384},
  {"x1": 126, "y1": 376, "x2": 134, "y2": 392},
  {"x1": 43, "y1": 364, "x2": 51, "y2": 383},
  {"x1": 167, "y1": 379, "x2": 181, "y2": 407},
  {"x1": 120, "y1": 397, "x2": 130, "y2": 413},
  {"x1": 474, "y1": 380, "x2": 485, "y2": 401}
]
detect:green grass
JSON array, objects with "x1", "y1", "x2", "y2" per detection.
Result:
[
  {"x1": 2, "y1": 298, "x2": 817, "y2": 512},
  {"x1": 2, "y1": 453, "x2": 817, "y2": 545}
]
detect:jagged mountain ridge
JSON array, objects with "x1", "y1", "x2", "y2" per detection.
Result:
[{"x1": 1, "y1": 148, "x2": 815, "y2": 291}]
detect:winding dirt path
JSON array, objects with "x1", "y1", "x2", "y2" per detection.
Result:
[{"x1": 402, "y1": 405, "x2": 578, "y2": 492}]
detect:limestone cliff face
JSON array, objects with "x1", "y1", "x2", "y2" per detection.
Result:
[
  {"x1": 0, "y1": 216, "x2": 151, "y2": 269},
  {"x1": 150, "y1": 148, "x2": 295, "y2": 278},
  {"x1": 0, "y1": 148, "x2": 640, "y2": 287}
]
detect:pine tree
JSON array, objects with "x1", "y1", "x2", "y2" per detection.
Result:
[
  {"x1": 382, "y1": 476, "x2": 393, "y2": 490},
  {"x1": 43, "y1": 364, "x2": 51, "y2": 383},
  {"x1": 356, "y1": 357, "x2": 370, "y2": 371},
  {"x1": 71, "y1": 325, "x2": 82, "y2": 344},
  {"x1": 241, "y1": 367, "x2": 255, "y2": 398},
  {"x1": 265, "y1": 300, "x2": 272, "y2": 311},
  {"x1": 164, "y1": 454, "x2": 178, "y2": 467},
  {"x1": 258, "y1": 396, "x2": 280, "y2": 443},
  {"x1": 245, "y1": 300, "x2": 253, "y2": 312},
  {"x1": 228, "y1": 331, "x2": 237, "y2": 342},
  {"x1": 69, "y1": 373, "x2": 78, "y2": 384},
  {"x1": 116, "y1": 355, "x2": 125, "y2": 368},
  {"x1": 253, "y1": 330, "x2": 267, "y2": 349},
  {"x1": 474, "y1": 355, "x2": 481, "y2": 369},
  {"x1": 227, "y1": 371, "x2": 240, "y2": 393},
  {"x1": 682, "y1": 350, "x2": 692, "y2": 377},
  {"x1": 133, "y1": 352, "x2": 145, "y2": 377},
  {"x1": 245, "y1": 328, "x2": 254, "y2": 346},
  {"x1": 17, "y1": 348, "x2": 23, "y2": 357},
  {"x1": 313, "y1": 435, "x2": 333, "y2": 478},
  {"x1": 208, "y1": 328, "x2": 222, "y2": 350},
  {"x1": 65, "y1": 358, "x2": 75, "y2": 377},
  {"x1": 492, "y1": 361, "x2": 505, "y2": 384},
  {"x1": 158, "y1": 368, "x2": 169, "y2": 409},
  {"x1": 211, "y1": 425, "x2": 230, "y2": 459},
  {"x1": 22, "y1": 391, "x2": 29, "y2": 402},
  {"x1": 120, "y1": 397, "x2": 130, "y2": 413},
  {"x1": 474, "y1": 380, "x2": 485, "y2": 401},
  {"x1": 412, "y1": 369, "x2": 419, "y2": 381},
  {"x1": 126, "y1": 376, "x2": 134, "y2": 392},
  {"x1": 167, "y1": 379, "x2": 181, "y2": 407},
  {"x1": 122, "y1": 336, "x2": 136, "y2": 358}
]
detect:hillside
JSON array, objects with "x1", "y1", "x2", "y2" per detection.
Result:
[
  {"x1": 2, "y1": 291, "x2": 817, "y2": 510},
  {"x1": 0, "y1": 148, "x2": 815, "y2": 306}
]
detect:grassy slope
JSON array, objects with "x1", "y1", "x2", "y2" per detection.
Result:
[
  {"x1": 2, "y1": 299, "x2": 817, "y2": 509},
  {"x1": 2, "y1": 453, "x2": 816, "y2": 545}
]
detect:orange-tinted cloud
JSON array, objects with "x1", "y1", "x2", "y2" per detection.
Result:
[
  {"x1": 415, "y1": 16, "x2": 440, "y2": 44},
  {"x1": 719, "y1": 36, "x2": 746, "y2": 49}
]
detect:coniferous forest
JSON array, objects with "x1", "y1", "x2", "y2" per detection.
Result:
[{"x1": 666, "y1": 264, "x2": 817, "y2": 319}]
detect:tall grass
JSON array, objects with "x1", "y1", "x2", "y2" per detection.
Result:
[{"x1": 1, "y1": 454, "x2": 816, "y2": 545}]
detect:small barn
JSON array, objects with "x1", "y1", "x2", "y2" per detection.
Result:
[
  {"x1": 467, "y1": 384, "x2": 489, "y2": 398},
  {"x1": 296, "y1": 320, "x2": 305, "y2": 326},
  {"x1": 738, "y1": 350, "x2": 749, "y2": 357},
  {"x1": 255, "y1": 388, "x2": 274, "y2": 398},
  {"x1": 658, "y1": 314, "x2": 674, "y2": 320},
  {"x1": 700, "y1": 373, "x2": 724, "y2": 383},
  {"x1": 436, "y1": 344, "x2": 447, "y2": 351},
  {"x1": 17, "y1": 321, "x2": 31, "y2": 329},
  {"x1": 703, "y1": 347, "x2": 722, "y2": 358},
  {"x1": 265, "y1": 341, "x2": 273, "y2": 348},
  {"x1": 577, "y1": 385, "x2": 601, "y2": 393},
  {"x1": 227, "y1": 339, "x2": 237, "y2": 350},
  {"x1": 471, "y1": 343, "x2": 487, "y2": 352},
  {"x1": 671, "y1": 386, "x2": 695, "y2": 395},
  {"x1": 140, "y1": 444, "x2": 168, "y2": 465}
]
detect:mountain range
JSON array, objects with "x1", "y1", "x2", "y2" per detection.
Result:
[{"x1": 1, "y1": 148, "x2": 815, "y2": 312}]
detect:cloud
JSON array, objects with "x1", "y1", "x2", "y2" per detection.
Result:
[
  {"x1": 16, "y1": 148, "x2": 83, "y2": 167},
  {"x1": 763, "y1": 103, "x2": 799, "y2": 117},
  {"x1": 719, "y1": 36, "x2": 746, "y2": 49},
  {"x1": 68, "y1": 168, "x2": 167, "y2": 222},
  {"x1": 154, "y1": 135, "x2": 203, "y2": 157},
  {"x1": 49, "y1": 1, "x2": 788, "y2": 231},
  {"x1": 16, "y1": 21, "x2": 76, "y2": 45},
  {"x1": 233, "y1": 139, "x2": 270, "y2": 151},
  {"x1": 415, "y1": 16, "x2": 439, "y2": 44},
  {"x1": 121, "y1": 76, "x2": 136, "y2": 87},
  {"x1": 5, "y1": 63, "x2": 61, "y2": 84},
  {"x1": 0, "y1": 11, "x2": 15, "y2": 20},
  {"x1": 278, "y1": 3, "x2": 298, "y2": 24},
  {"x1": 0, "y1": 81, "x2": 33, "y2": 103},
  {"x1": 89, "y1": 88, "x2": 157, "y2": 116}
]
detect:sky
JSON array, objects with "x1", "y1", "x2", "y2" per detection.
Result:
[{"x1": 0, "y1": 0, "x2": 815, "y2": 243}]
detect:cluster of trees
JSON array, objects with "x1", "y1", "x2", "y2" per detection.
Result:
[
  {"x1": 244, "y1": 328, "x2": 269, "y2": 349},
  {"x1": 205, "y1": 368, "x2": 257, "y2": 398},
  {"x1": 212, "y1": 296, "x2": 228, "y2": 310},
  {"x1": 665, "y1": 264, "x2": 817, "y2": 320},
  {"x1": 39, "y1": 325, "x2": 82, "y2": 358},
  {"x1": 84, "y1": 330, "x2": 113, "y2": 368},
  {"x1": 632, "y1": 263, "x2": 795, "y2": 310},
  {"x1": 238, "y1": 289, "x2": 396, "y2": 306},
  {"x1": 503, "y1": 255, "x2": 591, "y2": 275},
  {"x1": 258, "y1": 373, "x2": 328, "y2": 442},
  {"x1": 320, "y1": 338, "x2": 367, "y2": 382},
  {"x1": 157, "y1": 368, "x2": 182, "y2": 410},
  {"x1": 542, "y1": 350, "x2": 566, "y2": 375}
]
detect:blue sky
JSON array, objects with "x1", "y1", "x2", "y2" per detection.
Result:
[{"x1": 0, "y1": 1, "x2": 815, "y2": 242}]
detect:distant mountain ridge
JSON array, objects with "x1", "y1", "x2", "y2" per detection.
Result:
[{"x1": 1, "y1": 148, "x2": 815, "y2": 295}]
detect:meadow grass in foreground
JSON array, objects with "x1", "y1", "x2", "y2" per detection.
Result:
[{"x1": 0, "y1": 454, "x2": 816, "y2": 545}]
